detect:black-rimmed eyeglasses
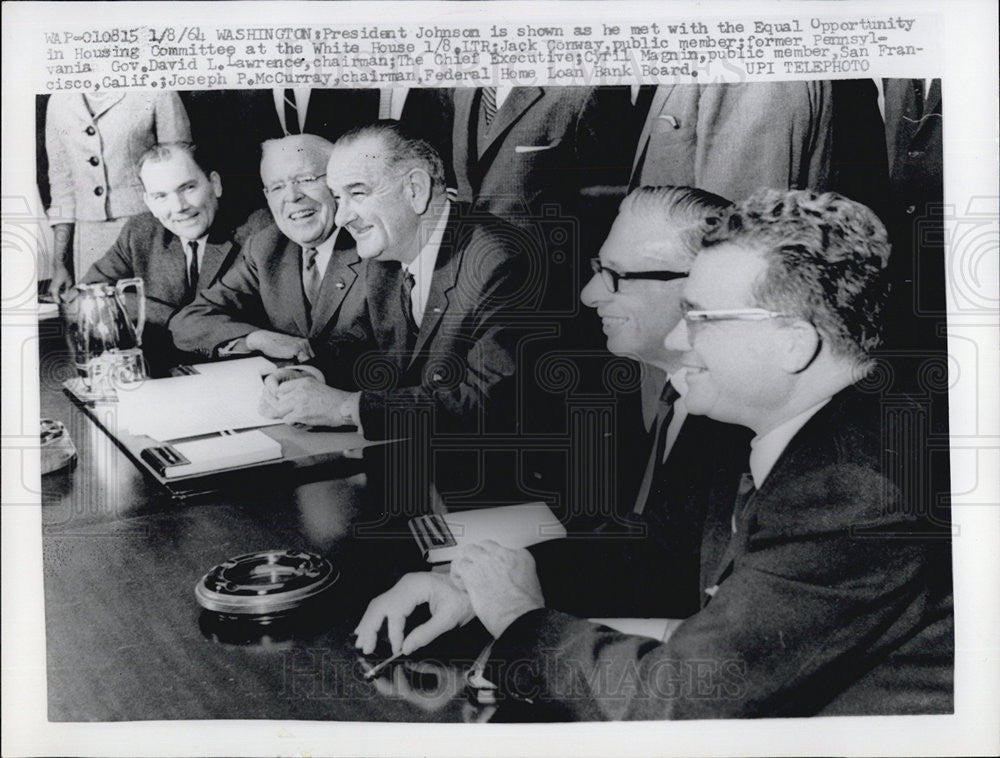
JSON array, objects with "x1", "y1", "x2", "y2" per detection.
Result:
[{"x1": 589, "y1": 258, "x2": 688, "y2": 294}]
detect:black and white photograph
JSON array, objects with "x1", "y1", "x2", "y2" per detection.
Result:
[{"x1": 2, "y1": 1, "x2": 998, "y2": 756}]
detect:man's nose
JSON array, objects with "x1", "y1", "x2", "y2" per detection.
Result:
[
  {"x1": 166, "y1": 192, "x2": 187, "y2": 213},
  {"x1": 334, "y1": 198, "x2": 355, "y2": 227},
  {"x1": 664, "y1": 318, "x2": 691, "y2": 352},
  {"x1": 580, "y1": 273, "x2": 607, "y2": 308}
]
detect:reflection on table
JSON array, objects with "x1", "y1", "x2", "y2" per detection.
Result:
[{"x1": 39, "y1": 322, "x2": 514, "y2": 722}]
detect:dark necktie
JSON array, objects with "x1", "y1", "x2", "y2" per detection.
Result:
[
  {"x1": 303, "y1": 247, "x2": 321, "y2": 309},
  {"x1": 283, "y1": 89, "x2": 300, "y2": 135},
  {"x1": 400, "y1": 268, "x2": 419, "y2": 347},
  {"x1": 187, "y1": 240, "x2": 199, "y2": 294},
  {"x1": 480, "y1": 87, "x2": 497, "y2": 130},
  {"x1": 704, "y1": 471, "x2": 757, "y2": 603},
  {"x1": 631, "y1": 380, "x2": 681, "y2": 516}
]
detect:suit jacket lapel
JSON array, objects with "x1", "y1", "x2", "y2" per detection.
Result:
[
  {"x1": 367, "y1": 262, "x2": 412, "y2": 369},
  {"x1": 630, "y1": 84, "x2": 676, "y2": 181},
  {"x1": 200, "y1": 240, "x2": 234, "y2": 288},
  {"x1": 479, "y1": 86, "x2": 545, "y2": 160},
  {"x1": 309, "y1": 251, "x2": 361, "y2": 338},
  {"x1": 410, "y1": 216, "x2": 462, "y2": 362},
  {"x1": 85, "y1": 92, "x2": 126, "y2": 120},
  {"x1": 275, "y1": 236, "x2": 312, "y2": 336},
  {"x1": 157, "y1": 232, "x2": 191, "y2": 306}
]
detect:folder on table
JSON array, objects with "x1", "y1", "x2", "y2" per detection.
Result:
[
  {"x1": 409, "y1": 502, "x2": 566, "y2": 564},
  {"x1": 140, "y1": 430, "x2": 282, "y2": 479}
]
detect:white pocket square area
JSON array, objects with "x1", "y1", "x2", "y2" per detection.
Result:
[{"x1": 515, "y1": 143, "x2": 559, "y2": 153}]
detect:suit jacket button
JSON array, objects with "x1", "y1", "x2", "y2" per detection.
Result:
[
  {"x1": 85, "y1": 126, "x2": 96, "y2": 136},
  {"x1": 93, "y1": 186, "x2": 104, "y2": 196},
  {"x1": 88, "y1": 156, "x2": 100, "y2": 166}
]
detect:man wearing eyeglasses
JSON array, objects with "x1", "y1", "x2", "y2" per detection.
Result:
[
  {"x1": 258, "y1": 121, "x2": 537, "y2": 442},
  {"x1": 524, "y1": 186, "x2": 752, "y2": 621},
  {"x1": 359, "y1": 189, "x2": 954, "y2": 719},
  {"x1": 171, "y1": 134, "x2": 364, "y2": 361}
]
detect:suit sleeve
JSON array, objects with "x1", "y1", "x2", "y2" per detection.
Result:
[
  {"x1": 81, "y1": 220, "x2": 178, "y2": 328},
  {"x1": 355, "y1": 246, "x2": 527, "y2": 440},
  {"x1": 691, "y1": 82, "x2": 833, "y2": 200},
  {"x1": 153, "y1": 92, "x2": 192, "y2": 143},
  {"x1": 490, "y1": 466, "x2": 939, "y2": 720},
  {"x1": 170, "y1": 242, "x2": 267, "y2": 356}
]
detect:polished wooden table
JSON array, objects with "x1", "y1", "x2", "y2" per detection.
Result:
[{"x1": 38, "y1": 323, "x2": 496, "y2": 722}]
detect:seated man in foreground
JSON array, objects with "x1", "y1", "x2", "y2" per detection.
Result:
[
  {"x1": 81, "y1": 141, "x2": 251, "y2": 373},
  {"x1": 355, "y1": 189, "x2": 954, "y2": 718},
  {"x1": 260, "y1": 121, "x2": 538, "y2": 441},
  {"x1": 171, "y1": 134, "x2": 362, "y2": 362},
  {"x1": 530, "y1": 184, "x2": 750, "y2": 620}
]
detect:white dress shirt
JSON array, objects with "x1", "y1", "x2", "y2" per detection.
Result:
[
  {"x1": 181, "y1": 235, "x2": 209, "y2": 275},
  {"x1": 301, "y1": 232, "x2": 338, "y2": 298},
  {"x1": 400, "y1": 200, "x2": 450, "y2": 327},
  {"x1": 748, "y1": 399, "x2": 832, "y2": 487}
]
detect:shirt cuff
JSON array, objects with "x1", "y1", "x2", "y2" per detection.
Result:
[
  {"x1": 340, "y1": 391, "x2": 363, "y2": 433},
  {"x1": 217, "y1": 337, "x2": 251, "y2": 357}
]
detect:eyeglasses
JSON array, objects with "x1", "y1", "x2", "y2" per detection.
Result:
[
  {"x1": 263, "y1": 173, "x2": 327, "y2": 196},
  {"x1": 682, "y1": 308, "x2": 794, "y2": 331},
  {"x1": 589, "y1": 258, "x2": 688, "y2": 294}
]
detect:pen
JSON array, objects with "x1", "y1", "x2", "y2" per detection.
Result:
[{"x1": 362, "y1": 649, "x2": 406, "y2": 680}]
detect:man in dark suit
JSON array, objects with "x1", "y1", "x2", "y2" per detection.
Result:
[
  {"x1": 356, "y1": 190, "x2": 954, "y2": 718},
  {"x1": 260, "y1": 121, "x2": 538, "y2": 441},
  {"x1": 880, "y1": 78, "x2": 945, "y2": 352},
  {"x1": 171, "y1": 134, "x2": 364, "y2": 362},
  {"x1": 81, "y1": 141, "x2": 251, "y2": 373},
  {"x1": 530, "y1": 185, "x2": 747, "y2": 620}
]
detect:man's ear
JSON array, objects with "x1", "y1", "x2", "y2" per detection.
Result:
[
  {"x1": 405, "y1": 168, "x2": 433, "y2": 214},
  {"x1": 779, "y1": 321, "x2": 822, "y2": 374},
  {"x1": 209, "y1": 171, "x2": 223, "y2": 198}
]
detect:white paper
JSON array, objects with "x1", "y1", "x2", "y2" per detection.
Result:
[{"x1": 117, "y1": 370, "x2": 283, "y2": 440}]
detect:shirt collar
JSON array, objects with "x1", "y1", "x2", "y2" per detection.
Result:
[
  {"x1": 749, "y1": 399, "x2": 831, "y2": 487},
  {"x1": 308, "y1": 231, "x2": 339, "y2": 259},
  {"x1": 402, "y1": 199, "x2": 450, "y2": 281}
]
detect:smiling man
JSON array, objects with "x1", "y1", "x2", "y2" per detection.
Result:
[
  {"x1": 81, "y1": 141, "x2": 248, "y2": 372},
  {"x1": 260, "y1": 120, "x2": 536, "y2": 440},
  {"x1": 171, "y1": 134, "x2": 365, "y2": 361},
  {"x1": 356, "y1": 189, "x2": 954, "y2": 720}
]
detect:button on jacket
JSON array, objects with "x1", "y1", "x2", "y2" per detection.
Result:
[{"x1": 45, "y1": 92, "x2": 190, "y2": 224}]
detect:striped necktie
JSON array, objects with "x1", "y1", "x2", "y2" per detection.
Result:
[
  {"x1": 283, "y1": 89, "x2": 300, "y2": 135},
  {"x1": 480, "y1": 87, "x2": 497, "y2": 129}
]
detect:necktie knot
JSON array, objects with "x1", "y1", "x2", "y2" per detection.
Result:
[{"x1": 659, "y1": 379, "x2": 680, "y2": 407}]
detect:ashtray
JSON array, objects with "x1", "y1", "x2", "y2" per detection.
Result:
[{"x1": 194, "y1": 549, "x2": 339, "y2": 619}]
